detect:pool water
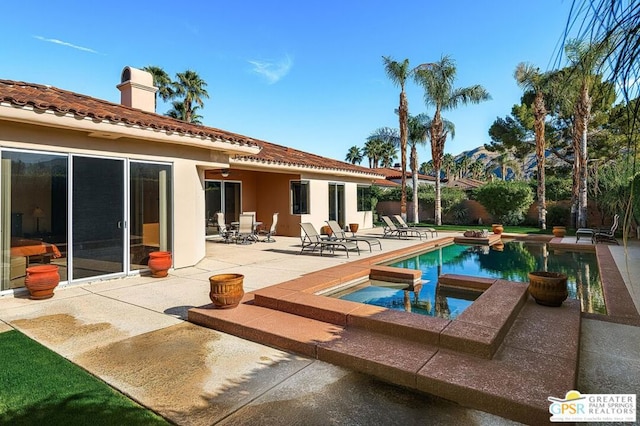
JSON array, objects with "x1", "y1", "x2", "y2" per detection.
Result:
[{"x1": 336, "y1": 241, "x2": 605, "y2": 318}]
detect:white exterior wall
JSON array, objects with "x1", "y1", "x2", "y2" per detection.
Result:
[{"x1": 300, "y1": 173, "x2": 374, "y2": 234}]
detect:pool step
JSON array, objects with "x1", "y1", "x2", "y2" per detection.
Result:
[{"x1": 252, "y1": 277, "x2": 528, "y2": 359}]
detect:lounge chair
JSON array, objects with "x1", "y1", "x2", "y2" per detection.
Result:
[
  {"x1": 326, "y1": 220, "x2": 382, "y2": 252},
  {"x1": 235, "y1": 214, "x2": 255, "y2": 244},
  {"x1": 259, "y1": 212, "x2": 278, "y2": 243},
  {"x1": 299, "y1": 223, "x2": 360, "y2": 257},
  {"x1": 216, "y1": 212, "x2": 235, "y2": 243},
  {"x1": 594, "y1": 214, "x2": 619, "y2": 245},
  {"x1": 393, "y1": 215, "x2": 437, "y2": 238},
  {"x1": 380, "y1": 216, "x2": 409, "y2": 239}
]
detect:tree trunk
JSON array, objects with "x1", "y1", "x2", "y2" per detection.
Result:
[
  {"x1": 431, "y1": 109, "x2": 444, "y2": 226},
  {"x1": 570, "y1": 114, "x2": 582, "y2": 229},
  {"x1": 399, "y1": 90, "x2": 408, "y2": 221},
  {"x1": 534, "y1": 90, "x2": 547, "y2": 230},
  {"x1": 411, "y1": 145, "x2": 419, "y2": 223},
  {"x1": 577, "y1": 85, "x2": 591, "y2": 228}
]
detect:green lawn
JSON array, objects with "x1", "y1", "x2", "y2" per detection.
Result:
[
  {"x1": 0, "y1": 330, "x2": 168, "y2": 426},
  {"x1": 374, "y1": 222, "x2": 570, "y2": 235}
]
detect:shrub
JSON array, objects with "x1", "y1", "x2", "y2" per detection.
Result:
[
  {"x1": 474, "y1": 181, "x2": 534, "y2": 225},
  {"x1": 546, "y1": 204, "x2": 570, "y2": 227}
]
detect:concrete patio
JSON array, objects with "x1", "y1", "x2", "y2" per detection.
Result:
[{"x1": 1, "y1": 229, "x2": 639, "y2": 425}]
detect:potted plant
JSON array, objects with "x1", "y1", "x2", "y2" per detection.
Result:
[{"x1": 492, "y1": 224, "x2": 504, "y2": 235}]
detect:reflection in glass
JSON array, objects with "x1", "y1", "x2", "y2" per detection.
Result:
[{"x1": 1, "y1": 151, "x2": 68, "y2": 291}]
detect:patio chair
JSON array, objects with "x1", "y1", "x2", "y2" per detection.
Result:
[
  {"x1": 216, "y1": 212, "x2": 235, "y2": 243},
  {"x1": 259, "y1": 212, "x2": 278, "y2": 243},
  {"x1": 380, "y1": 216, "x2": 409, "y2": 239},
  {"x1": 235, "y1": 214, "x2": 255, "y2": 245},
  {"x1": 299, "y1": 223, "x2": 360, "y2": 257},
  {"x1": 326, "y1": 220, "x2": 382, "y2": 252},
  {"x1": 393, "y1": 215, "x2": 437, "y2": 238},
  {"x1": 594, "y1": 214, "x2": 619, "y2": 245}
]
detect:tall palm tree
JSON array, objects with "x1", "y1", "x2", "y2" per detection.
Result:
[
  {"x1": 142, "y1": 65, "x2": 174, "y2": 111},
  {"x1": 407, "y1": 113, "x2": 431, "y2": 223},
  {"x1": 515, "y1": 62, "x2": 551, "y2": 229},
  {"x1": 414, "y1": 55, "x2": 491, "y2": 225},
  {"x1": 457, "y1": 155, "x2": 471, "y2": 179},
  {"x1": 172, "y1": 70, "x2": 209, "y2": 123},
  {"x1": 565, "y1": 40, "x2": 608, "y2": 228},
  {"x1": 345, "y1": 146, "x2": 364, "y2": 165},
  {"x1": 383, "y1": 56, "x2": 411, "y2": 220}
]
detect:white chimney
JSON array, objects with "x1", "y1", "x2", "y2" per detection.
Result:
[{"x1": 117, "y1": 66, "x2": 158, "y2": 113}]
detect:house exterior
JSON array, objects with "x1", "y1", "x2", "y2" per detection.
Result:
[
  {"x1": 0, "y1": 67, "x2": 382, "y2": 294},
  {"x1": 371, "y1": 167, "x2": 437, "y2": 187}
]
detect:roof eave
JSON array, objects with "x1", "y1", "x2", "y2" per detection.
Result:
[
  {"x1": 231, "y1": 157, "x2": 384, "y2": 179},
  {"x1": 0, "y1": 103, "x2": 261, "y2": 156}
]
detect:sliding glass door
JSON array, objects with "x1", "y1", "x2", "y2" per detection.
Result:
[
  {"x1": 72, "y1": 156, "x2": 125, "y2": 280},
  {"x1": 205, "y1": 180, "x2": 241, "y2": 236},
  {"x1": 328, "y1": 183, "x2": 345, "y2": 228}
]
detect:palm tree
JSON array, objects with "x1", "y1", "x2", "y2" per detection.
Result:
[
  {"x1": 564, "y1": 40, "x2": 608, "y2": 228},
  {"x1": 442, "y1": 153, "x2": 456, "y2": 181},
  {"x1": 368, "y1": 127, "x2": 400, "y2": 168},
  {"x1": 383, "y1": 56, "x2": 411, "y2": 220},
  {"x1": 515, "y1": 62, "x2": 551, "y2": 229},
  {"x1": 407, "y1": 114, "x2": 430, "y2": 223},
  {"x1": 414, "y1": 55, "x2": 491, "y2": 225},
  {"x1": 172, "y1": 70, "x2": 209, "y2": 123},
  {"x1": 363, "y1": 138, "x2": 383, "y2": 168},
  {"x1": 469, "y1": 159, "x2": 485, "y2": 180},
  {"x1": 142, "y1": 65, "x2": 174, "y2": 111},
  {"x1": 166, "y1": 101, "x2": 204, "y2": 124},
  {"x1": 345, "y1": 146, "x2": 364, "y2": 165},
  {"x1": 457, "y1": 155, "x2": 471, "y2": 179},
  {"x1": 420, "y1": 160, "x2": 434, "y2": 175}
]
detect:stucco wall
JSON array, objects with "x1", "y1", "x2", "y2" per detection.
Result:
[{"x1": 1, "y1": 120, "x2": 228, "y2": 273}]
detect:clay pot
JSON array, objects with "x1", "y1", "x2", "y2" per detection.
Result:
[
  {"x1": 349, "y1": 223, "x2": 359, "y2": 234},
  {"x1": 148, "y1": 251, "x2": 172, "y2": 278},
  {"x1": 528, "y1": 271, "x2": 568, "y2": 307},
  {"x1": 25, "y1": 265, "x2": 60, "y2": 300},
  {"x1": 492, "y1": 224, "x2": 504, "y2": 235},
  {"x1": 320, "y1": 225, "x2": 333, "y2": 236},
  {"x1": 209, "y1": 273, "x2": 244, "y2": 309},
  {"x1": 552, "y1": 226, "x2": 567, "y2": 238}
]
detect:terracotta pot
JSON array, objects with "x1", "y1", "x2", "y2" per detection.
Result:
[
  {"x1": 552, "y1": 226, "x2": 567, "y2": 238},
  {"x1": 320, "y1": 225, "x2": 333, "y2": 236},
  {"x1": 148, "y1": 251, "x2": 172, "y2": 278},
  {"x1": 528, "y1": 271, "x2": 568, "y2": 307},
  {"x1": 25, "y1": 265, "x2": 60, "y2": 300},
  {"x1": 492, "y1": 224, "x2": 504, "y2": 235},
  {"x1": 209, "y1": 273, "x2": 244, "y2": 309},
  {"x1": 349, "y1": 223, "x2": 359, "y2": 233}
]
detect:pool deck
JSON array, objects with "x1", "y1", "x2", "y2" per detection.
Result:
[
  {"x1": 2, "y1": 229, "x2": 639, "y2": 425},
  {"x1": 190, "y1": 236, "x2": 590, "y2": 424}
]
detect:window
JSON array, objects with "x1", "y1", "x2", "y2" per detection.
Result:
[
  {"x1": 291, "y1": 181, "x2": 310, "y2": 214},
  {"x1": 357, "y1": 185, "x2": 372, "y2": 211}
]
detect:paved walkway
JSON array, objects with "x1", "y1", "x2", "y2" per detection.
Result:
[{"x1": 1, "y1": 230, "x2": 638, "y2": 425}]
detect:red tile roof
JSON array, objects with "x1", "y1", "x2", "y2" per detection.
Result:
[
  {"x1": 1, "y1": 78, "x2": 383, "y2": 178},
  {"x1": 446, "y1": 177, "x2": 485, "y2": 190},
  {"x1": 233, "y1": 139, "x2": 382, "y2": 177},
  {"x1": 371, "y1": 167, "x2": 437, "y2": 181},
  {"x1": 0, "y1": 79, "x2": 257, "y2": 148}
]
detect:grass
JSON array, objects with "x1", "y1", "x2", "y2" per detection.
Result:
[
  {"x1": 0, "y1": 330, "x2": 168, "y2": 426},
  {"x1": 374, "y1": 221, "x2": 558, "y2": 235}
]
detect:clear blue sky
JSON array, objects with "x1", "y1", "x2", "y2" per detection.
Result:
[{"x1": 1, "y1": 1, "x2": 577, "y2": 165}]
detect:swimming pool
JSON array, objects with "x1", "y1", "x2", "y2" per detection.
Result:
[{"x1": 335, "y1": 240, "x2": 605, "y2": 318}]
